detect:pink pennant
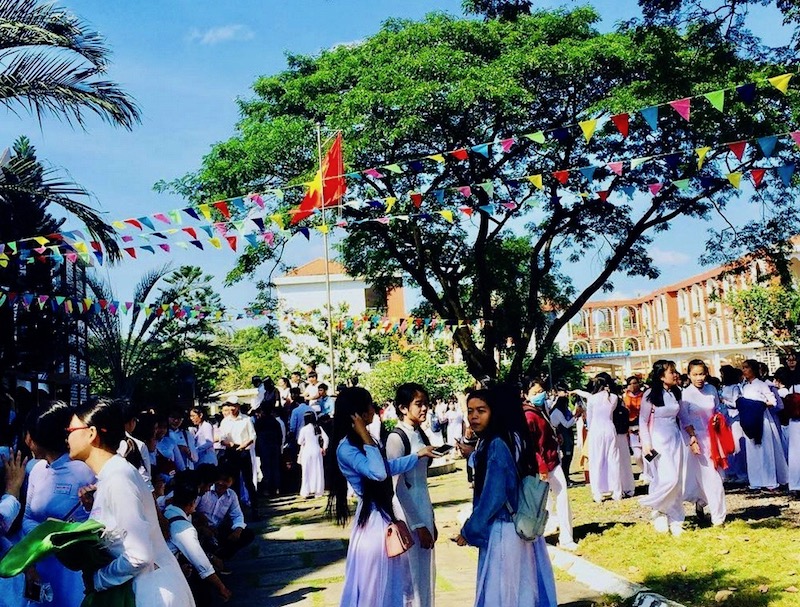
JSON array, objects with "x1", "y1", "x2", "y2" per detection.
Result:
[
  {"x1": 450, "y1": 148, "x2": 469, "y2": 161},
  {"x1": 553, "y1": 170, "x2": 569, "y2": 185},
  {"x1": 214, "y1": 223, "x2": 228, "y2": 236},
  {"x1": 500, "y1": 138, "x2": 515, "y2": 152},
  {"x1": 669, "y1": 98, "x2": 691, "y2": 121},
  {"x1": 122, "y1": 235, "x2": 134, "y2": 242},
  {"x1": 648, "y1": 183, "x2": 663, "y2": 196},
  {"x1": 728, "y1": 141, "x2": 747, "y2": 160},
  {"x1": 154, "y1": 213, "x2": 171, "y2": 224},
  {"x1": 66, "y1": 253, "x2": 78, "y2": 263},
  {"x1": 607, "y1": 162, "x2": 624, "y2": 176},
  {"x1": 250, "y1": 194, "x2": 265, "y2": 208},
  {"x1": 791, "y1": 131, "x2": 800, "y2": 148},
  {"x1": 751, "y1": 168, "x2": 766, "y2": 188},
  {"x1": 457, "y1": 186, "x2": 472, "y2": 197},
  {"x1": 611, "y1": 113, "x2": 629, "y2": 137},
  {"x1": 377, "y1": 217, "x2": 391, "y2": 224},
  {"x1": 335, "y1": 220, "x2": 348, "y2": 228},
  {"x1": 264, "y1": 232, "x2": 275, "y2": 246},
  {"x1": 363, "y1": 168, "x2": 384, "y2": 179},
  {"x1": 158, "y1": 244, "x2": 170, "y2": 252},
  {"x1": 34, "y1": 247, "x2": 46, "y2": 254},
  {"x1": 501, "y1": 202, "x2": 518, "y2": 210}
]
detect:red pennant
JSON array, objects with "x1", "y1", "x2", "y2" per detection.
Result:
[
  {"x1": 124, "y1": 248, "x2": 137, "y2": 258},
  {"x1": 226, "y1": 236, "x2": 237, "y2": 251},
  {"x1": 124, "y1": 219, "x2": 143, "y2": 230},
  {"x1": 607, "y1": 162, "x2": 624, "y2": 176},
  {"x1": 459, "y1": 207, "x2": 474, "y2": 216},
  {"x1": 213, "y1": 201, "x2": 231, "y2": 219},
  {"x1": 751, "y1": 168, "x2": 766, "y2": 188},
  {"x1": 450, "y1": 148, "x2": 469, "y2": 161},
  {"x1": 728, "y1": 141, "x2": 747, "y2": 160},
  {"x1": 648, "y1": 183, "x2": 663, "y2": 196},
  {"x1": 597, "y1": 190, "x2": 611, "y2": 202},
  {"x1": 90, "y1": 241, "x2": 102, "y2": 252},
  {"x1": 791, "y1": 131, "x2": 800, "y2": 148},
  {"x1": 553, "y1": 170, "x2": 569, "y2": 185},
  {"x1": 411, "y1": 193, "x2": 423, "y2": 208},
  {"x1": 99, "y1": 299, "x2": 108, "y2": 310},
  {"x1": 183, "y1": 227, "x2": 197, "y2": 239},
  {"x1": 611, "y1": 113, "x2": 629, "y2": 137}
]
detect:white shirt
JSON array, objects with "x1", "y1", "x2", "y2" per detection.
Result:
[
  {"x1": 741, "y1": 378, "x2": 777, "y2": 406},
  {"x1": 304, "y1": 382, "x2": 320, "y2": 402},
  {"x1": 193, "y1": 421, "x2": 217, "y2": 465},
  {"x1": 219, "y1": 413, "x2": 256, "y2": 451},
  {"x1": 164, "y1": 505, "x2": 215, "y2": 579},
  {"x1": 117, "y1": 433, "x2": 153, "y2": 491},
  {"x1": 196, "y1": 488, "x2": 246, "y2": 530}
]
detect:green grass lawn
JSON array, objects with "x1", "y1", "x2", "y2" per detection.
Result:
[{"x1": 567, "y1": 483, "x2": 800, "y2": 607}]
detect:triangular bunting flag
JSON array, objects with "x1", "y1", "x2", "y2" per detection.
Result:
[
  {"x1": 478, "y1": 182, "x2": 493, "y2": 197},
  {"x1": 648, "y1": 183, "x2": 663, "y2": 196},
  {"x1": 640, "y1": 106, "x2": 659, "y2": 131},
  {"x1": 579, "y1": 166, "x2": 597, "y2": 181},
  {"x1": 664, "y1": 154, "x2": 682, "y2": 170},
  {"x1": 317, "y1": 224, "x2": 330, "y2": 234},
  {"x1": 768, "y1": 73, "x2": 792, "y2": 94},
  {"x1": 199, "y1": 204, "x2": 212, "y2": 221},
  {"x1": 669, "y1": 98, "x2": 691, "y2": 121},
  {"x1": 696, "y1": 147, "x2": 711, "y2": 168},
  {"x1": 183, "y1": 207, "x2": 200, "y2": 221},
  {"x1": 607, "y1": 162, "x2": 624, "y2": 176},
  {"x1": 439, "y1": 210, "x2": 454, "y2": 223},
  {"x1": 411, "y1": 193, "x2": 423, "y2": 208},
  {"x1": 727, "y1": 172, "x2": 743, "y2": 188},
  {"x1": 190, "y1": 240, "x2": 204, "y2": 250},
  {"x1": 553, "y1": 170, "x2": 569, "y2": 185},
  {"x1": 138, "y1": 217, "x2": 155, "y2": 231},
  {"x1": 208, "y1": 237, "x2": 222, "y2": 249},
  {"x1": 450, "y1": 148, "x2": 469, "y2": 161},
  {"x1": 478, "y1": 205, "x2": 494, "y2": 214},
  {"x1": 579, "y1": 119, "x2": 597, "y2": 142},
  {"x1": 383, "y1": 164, "x2": 403, "y2": 174},
  {"x1": 524, "y1": 132, "x2": 546, "y2": 144},
  {"x1": 298, "y1": 227, "x2": 310, "y2": 240},
  {"x1": 385, "y1": 197, "x2": 397, "y2": 213},
  {"x1": 154, "y1": 213, "x2": 171, "y2": 224},
  {"x1": 213, "y1": 201, "x2": 231, "y2": 219},
  {"x1": 751, "y1": 168, "x2": 766, "y2": 188},
  {"x1": 736, "y1": 82, "x2": 756, "y2": 105},
  {"x1": 471, "y1": 143, "x2": 490, "y2": 157},
  {"x1": 790, "y1": 131, "x2": 800, "y2": 148},
  {"x1": 597, "y1": 190, "x2": 610, "y2": 202},
  {"x1": 457, "y1": 186, "x2": 472, "y2": 197},
  {"x1": 112, "y1": 221, "x2": 125, "y2": 230},
  {"x1": 552, "y1": 127, "x2": 570, "y2": 142},
  {"x1": 140, "y1": 245, "x2": 155, "y2": 254},
  {"x1": 778, "y1": 163, "x2": 795, "y2": 186},
  {"x1": 226, "y1": 236, "x2": 237, "y2": 250},
  {"x1": 158, "y1": 244, "x2": 170, "y2": 252},
  {"x1": 611, "y1": 113, "x2": 629, "y2": 137},
  {"x1": 124, "y1": 247, "x2": 136, "y2": 258},
  {"x1": 703, "y1": 90, "x2": 725, "y2": 112},
  {"x1": 459, "y1": 206, "x2": 474, "y2": 217},
  {"x1": 270, "y1": 214, "x2": 285, "y2": 230},
  {"x1": 124, "y1": 219, "x2": 143, "y2": 230},
  {"x1": 427, "y1": 154, "x2": 445, "y2": 163},
  {"x1": 527, "y1": 175, "x2": 543, "y2": 190},
  {"x1": 673, "y1": 179, "x2": 690, "y2": 190},
  {"x1": 500, "y1": 138, "x2": 515, "y2": 152},
  {"x1": 757, "y1": 135, "x2": 778, "y2": 158},
  {"x1": 631, "y1": 157, "x2": 651, "y2": 169},
  {"x1": 728, "y1": 141, "x2": 747, "y2": 160}
]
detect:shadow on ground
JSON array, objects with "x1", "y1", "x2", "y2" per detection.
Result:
[{"x1": 641, "y1": 569, "x2": 775, "y2": 607}]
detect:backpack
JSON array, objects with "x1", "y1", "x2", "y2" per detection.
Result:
[
  {"x1": 612, "y1": 402, "x2": 630, "y2": 435},
  {"x1": 506, "y1": 473, "x2": 550, "y2": 541},
  {"x1": 430, "y1": 414, "x2": 441, "y2": 433}
]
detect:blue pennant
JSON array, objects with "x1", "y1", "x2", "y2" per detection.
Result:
[
  {"x1": 552, "y1": 128, "x2": 571, "y2": 142},
  {"x1": 471, "y1": 143, "x2": 490, "y2": 158},
  {"x1": 640, "y1": 106, "x2": 659, "y2": 131},
  {"x1": 778, "y1": 163, "x2": 795, "y2": 186},
  {"x1": 736, "y1": 83, "x2": 757, "y2": 105},
  {"x1": 579, "y1": 166, "x2": 597, "y2": 181},
  {"x1": 621, "y1": 185, "x2": 636, "y2": 199},
  {"x1": 757, "y1": 136, "x2": 778, "y2": 158},
  {"x1": 664, "y1": 154, "x2": 682, "y2": 170}
]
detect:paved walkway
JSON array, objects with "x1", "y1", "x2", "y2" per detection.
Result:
[{"x1": 225, "y1": 461, "x2": 604, "y2": 606}]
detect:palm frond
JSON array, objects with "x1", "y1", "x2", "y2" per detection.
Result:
[
  {"x1": 0, "y1": 50, "x2": 140, "y2": 129},
  {"x1": 0, "y1": 0, "x2": 109, "y2": 66}
]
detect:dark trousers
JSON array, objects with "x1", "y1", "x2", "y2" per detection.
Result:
[
  {"x1": 258, "y1": 444, "x2": 281, "y2": 495},
  {"x1": 215, "y1": 526, "x2": 255, "y2": 561},
  {"x1": 224, "y1": 448, "x2": 258, "y2": 510}
]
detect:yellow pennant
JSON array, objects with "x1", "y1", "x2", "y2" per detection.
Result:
[
  {"x1": 317, "y1": 224, "x2": 330, "y2": 234},
  {"x1": 727, "y1": 172, "x2": 743, "y2": 189},
  {"x1": 527, "y1": 174, "x2": 544, "y2": 190},
  {"x1": 112, "y1": 221, "x2": 126, "y2": 230},
  {"x1": 579, "y1": 119, "x2": 597, "y2": 142},
  {"x1": 385, "y1": 197, "x2": 397, "y2": 213},
  {"x1": 270, "y1": 214, "x2": 285, "y2": 230},
  {"x1": 427, "y1": 154, "x2": 445, "y2": 163},
  {"x1": 768, "y1": 73, "x2": 793, "y2": 94},
  {"x1": 33, "y1": 236, "x2": 49, "y2": 246},
  {"x1": 199, "y1": 204, "x2": 212, "y2": 221},
  {"x1": 439, "y1": 210, "x2": 454, "y2": 223},
  {"x1": 209, "y1": 237, "x2": 221, "y2": 249},
  {"x1": 695, "y1": 146, "x2": 711, "y2": 168},
  {"x1": 73, "y1": 241, "x2": 88, "y2": 253}
]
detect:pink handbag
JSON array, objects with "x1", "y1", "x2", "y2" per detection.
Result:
[{"x1": 385, "y1": 520, "x2": 415, "y2": 558}]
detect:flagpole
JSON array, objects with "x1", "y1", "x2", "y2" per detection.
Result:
[{"x1": 317, "y1": 123, "x2": 337, "y2": 391}]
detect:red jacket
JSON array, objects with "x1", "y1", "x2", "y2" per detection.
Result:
[{"x1": 523, "y1": 404, "x2": 560, "y2": 474}]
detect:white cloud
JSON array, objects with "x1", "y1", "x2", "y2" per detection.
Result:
[
  {"x1": 650, "y1": 247, "x2": 691, "y2": 266},
  {"x1": 188, "y1": 25, "x2": 254, "y2": 46}
]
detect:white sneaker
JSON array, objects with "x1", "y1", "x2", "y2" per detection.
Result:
[
  {"x1": 652, "y1": 515, "x2": 669, "y2": 533},
  {"x1": 669, "y1": 521, "x2": 684, "y2": 536}
]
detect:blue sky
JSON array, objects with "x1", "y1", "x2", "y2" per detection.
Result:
[{"x1": 0, "y1": 0, "x2": 791, "y2": 314}]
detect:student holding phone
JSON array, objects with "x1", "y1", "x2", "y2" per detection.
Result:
[
  {"x1": 329, "y1": 387, "x2": 436, "y2": 607},
  {"x1": 386, "y1": 383, "x2": 437, "y2": 607},
  {"x1": 639, "y1": 360, "x2": 687, "y2": 536}
]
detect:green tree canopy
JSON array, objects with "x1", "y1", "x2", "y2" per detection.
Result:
[
  {"x1": 177, "y1": 7, "x2": 800, "y2": 380},
  {"x1": 724, "y1": 282, "x2": 800, "y2": 347},
  {"x1": 217, "y1": 325, "x2": 287, "y2": 392}
]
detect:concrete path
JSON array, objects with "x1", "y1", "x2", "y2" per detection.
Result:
[{"x1": 224, "y1": 461, "x2": 605, "y2": 606}]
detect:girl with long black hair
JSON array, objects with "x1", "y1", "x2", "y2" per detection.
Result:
[
  {"x1": 639, "y1": 360, "x2": 687, "y2": 536},
  {"x1": 328, "y1": 387, "x2": 435, "y2": 607},
  {"x1": 455, "y1": 385, "x2": 557, "y2": 607}
]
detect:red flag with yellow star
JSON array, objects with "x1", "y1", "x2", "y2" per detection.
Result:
[{"x1": 291, "y1": 133, "x2": 346, "y2": 225}]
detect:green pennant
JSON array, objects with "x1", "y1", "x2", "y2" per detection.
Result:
[
  {"x1": 524, "y1": 131, "x2": 546, "y2": 144},
  {"x1": 703, "y1": 90, "x2": 725, "y2": 112},
  {"x1": 478, "y1": 181, "x2": 494, "y2": 197},
  {"x1": 383, "y1": 164, "x2": 403, "y2": 174},
  {"x1": 673, "y1": 179, "x2": 691, "y2": 190}
]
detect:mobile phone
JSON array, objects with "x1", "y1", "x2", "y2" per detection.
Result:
[
  {"x1": 644, "y1": 450, "x2": 659, "y2": 462},
  {"x1": 24, "y1": 579, "x2": 42, "y2": 601},
  {"x1": 432, "y1": 444, "x2": 454, "y2": 457}
]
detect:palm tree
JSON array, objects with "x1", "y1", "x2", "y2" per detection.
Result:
[{"x1": 0, "y1": 0, "x2": 141, "y2": 129}]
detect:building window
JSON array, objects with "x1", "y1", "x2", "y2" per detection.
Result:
[{"x1": 364, "y1": 287, "x2": 387, "y2": 312}]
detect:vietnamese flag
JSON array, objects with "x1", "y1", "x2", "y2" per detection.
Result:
[{"x1": 291, "y1": 133, "x2": 346, "y2": 225}]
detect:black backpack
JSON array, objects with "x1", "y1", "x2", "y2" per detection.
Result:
[{"x1": 612, "y1": 402, "x2": 630, "y2": 435}]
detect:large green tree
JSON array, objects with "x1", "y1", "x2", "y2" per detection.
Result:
[{"x1": 175, "y1": 7, "x2": 800, "y2": 380}]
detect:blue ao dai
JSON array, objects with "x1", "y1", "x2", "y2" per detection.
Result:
[
  {"x1": 719, "y1": 384, "x2": 748, "y2": 483},
  {"x1": 337, "y1": 439, "x2": 418, "y2": 607},
  {"x1": 386, "y1": 423, "x2": 436, "y2": 607},
  {"x1": 741, "y1": 379, "x2": 788, "y2": 489},
  {"x1": 639, "y1": 389, "x2": 686, "y2": 523},
  {"x1": 23, "y1": 455, "x2": 96, "y2": 607},
  {"x1": 679, "y1": 384, "x2": 726, "y2": 525},
  {"x1": 461, "y1": 437, "x2": 557, "y2": 607}
]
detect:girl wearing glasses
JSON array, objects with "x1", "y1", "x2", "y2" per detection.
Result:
[{"x1": 67, "y1": 399, "x2": 194, "y2": 606}]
